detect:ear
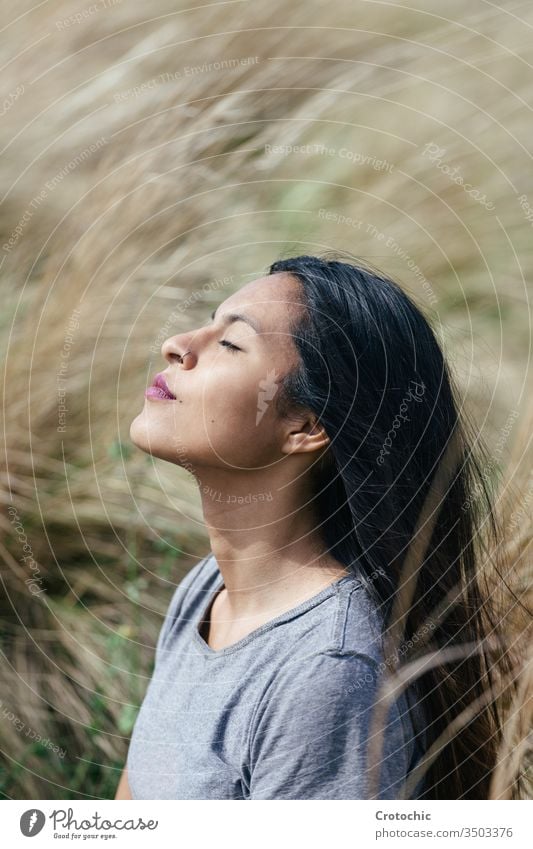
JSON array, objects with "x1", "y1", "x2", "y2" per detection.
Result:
[{"x1": 280, "y1": 413, "x2": 330, "y2": 457}]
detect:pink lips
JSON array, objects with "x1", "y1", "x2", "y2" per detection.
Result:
[{"x1": 145, "y1": 372, "x2": 177, "y2": 401}]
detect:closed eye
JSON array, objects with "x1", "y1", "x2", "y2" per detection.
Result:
[{"x1": 218, "y1": 340, "x2": 241, "y2": 352}]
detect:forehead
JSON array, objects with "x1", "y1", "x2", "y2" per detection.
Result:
[{"x1": 219, "y1": 272, "x2": 303, "y2": 332}]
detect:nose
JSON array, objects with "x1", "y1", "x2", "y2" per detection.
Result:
[{"x1": 161, "y1": 334, "x2": 197, "y2": 368}]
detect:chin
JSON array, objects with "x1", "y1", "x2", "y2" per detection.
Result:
[
  {"x1": 129, "y1": 414, "x2": 181, "y2": 463},
  {"x1": 129, "y1": 411, "x2": 157, "y2": 455}
]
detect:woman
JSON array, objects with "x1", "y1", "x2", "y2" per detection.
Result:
[{"x1": 116, "y1": 252, "x2": 510, "y2": 800}]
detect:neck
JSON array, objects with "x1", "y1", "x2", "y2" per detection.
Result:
[{"x1": 194, "y1": 466, "x2": 350, "y2": 619}]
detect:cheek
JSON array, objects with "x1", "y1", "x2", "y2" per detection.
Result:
[
  {"x1": 201, "y1": 370, "x2": 259, "y2": 426},
  {"x1": 198, "y1": 375, "x2": 281, "y2": 465}
]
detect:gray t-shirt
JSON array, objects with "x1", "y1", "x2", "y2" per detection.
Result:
[{"x1": 126, "y1": 552, "x2": 426, "y2": 800}]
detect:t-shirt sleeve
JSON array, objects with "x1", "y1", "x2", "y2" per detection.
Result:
[{"x1": 246, "y1": 651, "x2": 413, "y2": 800}]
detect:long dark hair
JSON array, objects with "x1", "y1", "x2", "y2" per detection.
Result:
[{"x1": 268, "y1": 251, "x2": 515, "y2": 799}]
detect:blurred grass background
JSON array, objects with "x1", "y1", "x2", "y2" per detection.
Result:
[{"x1": 0, "y1": 0, "x2": 531, "y2": 798}]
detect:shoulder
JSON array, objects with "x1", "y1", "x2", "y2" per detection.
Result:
[
  {"x1": 247, "y1": 580, "x2": 394, "y2": 729},
  {"x1": 154, "y1": 550, "x2": 218, "y2": 662},
  {"x1": 249, "y1": 650, "x2": 384, "y2": 736},
  {"x1": 289, "y1": 577, "x2": 387, "y2": 662},
  {"x1": 246, "y1": 650, "x2": 414, "y2": 799}
]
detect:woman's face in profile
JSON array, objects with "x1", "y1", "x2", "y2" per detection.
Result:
[{"x1": 129, "y1": 272, "x2": 302, "y2": 473}]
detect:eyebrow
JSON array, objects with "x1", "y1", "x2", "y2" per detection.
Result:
[{"x1": 210, "y1": 307, "x2": 261, "y2": 334}]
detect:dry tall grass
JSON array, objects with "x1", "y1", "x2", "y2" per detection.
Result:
[{"x1": 0, "y1": 0, "x2": 531, "y2": 798}]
